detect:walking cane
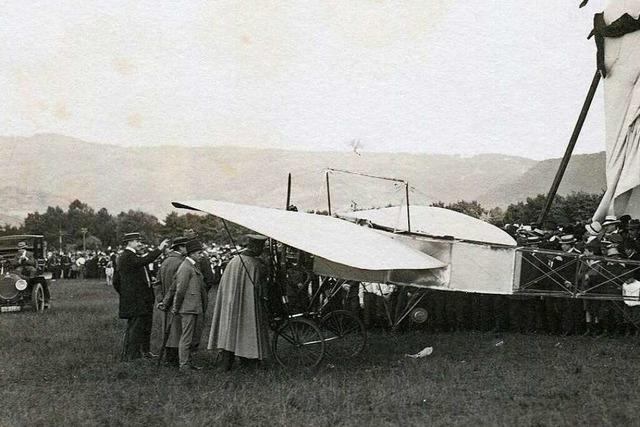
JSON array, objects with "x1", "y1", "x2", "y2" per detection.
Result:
[{"x1": 157, "y1": 310, "x2": 175, "y2": 368}]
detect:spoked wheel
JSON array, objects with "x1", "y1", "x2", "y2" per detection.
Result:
[
  {"x1": 272, "y1": 317, "x2": 325, "y2": 370},
  {"x1": 321, "y1": 310, "x2": 367, "y2": 359},
  {"x1": 31, "y1": 283, "x2": 45, "y2": 312}
]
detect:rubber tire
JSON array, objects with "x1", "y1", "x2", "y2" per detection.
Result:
[
  {"x1": 321, "y1": 310, "x2": 367, "y2": 359},
  {"x1": 272, "y1": 317, "x2": 325, "y2": 370},
  {"x1": 31, "y1": 282, "x2": 45, "y2": 312}
]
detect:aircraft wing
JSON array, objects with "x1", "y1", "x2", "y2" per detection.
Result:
[{"x1": 172, "y1": 200, "x2": 446, "y2": 279}]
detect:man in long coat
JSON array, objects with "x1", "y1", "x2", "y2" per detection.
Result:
[
  {"x1": 171, "y1": 239, "x2": 208, "y2": 370},
  {"x1": 208, "y1": 234, "x2": 269, "y2": 370},
  {"x1": 115, "y1": 232, "x2": 168, "y2": 361},
  {"x1": 154, "y1": 236, "x2": 188, "y2": 366}
]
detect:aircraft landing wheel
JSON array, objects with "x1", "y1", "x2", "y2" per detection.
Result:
[
  {"x1": 321, "y1": 310, "x2": 367, "y2": 359},
  {"x1": 272, "y1": 317, "x2": 325, "y2": 370}
]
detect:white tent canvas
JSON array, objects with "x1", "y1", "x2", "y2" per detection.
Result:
[{"x1": 594, "y1": 0, "x2": 640, "y2": 221}]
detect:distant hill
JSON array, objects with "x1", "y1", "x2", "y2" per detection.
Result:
[
  {"x1": 0, "y1": 134, "x2": 538, "y2": 220},
  {"x1": 478, "y1": 152, "x2": 606, "y2": 207},
  {"x1": 0, "y1": 186, "x2": 70, "y2": 225},
  {"x1": 0, "y1": 133, "x2": 612, "y2": 222},
  {"x1": 0, "y1": 213, "x2": 23, "y2": 227}
]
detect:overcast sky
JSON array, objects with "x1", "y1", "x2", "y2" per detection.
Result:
[{"x1": 0, "y1": 1, "x2": 607, "y2": 159}]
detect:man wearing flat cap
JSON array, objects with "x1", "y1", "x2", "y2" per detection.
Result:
[
  {"x1": 208, "y1": 234, "x2": 270, "y2": 370},
  {"x1": 154, "y1": 236, "x2": 189, "y2": 366},
  {"x1": 169, "y1": 239, "x2": 208, "y2": 370},
  {"x1": 115, "y1": 232, "x2": 169, "y2": 361}
]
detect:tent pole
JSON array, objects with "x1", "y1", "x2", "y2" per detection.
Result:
[
  {"x1": 537, "y1": 70, "x2": 601, "y2": 226},
  {"x1": 285, "y1": 173, "x2": 292, "y2": 210},
  {"x1": 326, "y1": 171, "x2": 332, "y2": 216},
  {"x1": 405, "y1": 182, "x2": 411, "y2": 232}
]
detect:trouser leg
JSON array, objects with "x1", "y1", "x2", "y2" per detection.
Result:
[
  {"x1": 179, "y1": 314, "x2": 197, "y2": 367},
  {"x1": 139, "y1": 314, "x2": 153, "y2": 354},
  {"x1": 124, "y1": 317, "x2": 143, "y2": 360},
  {"x1": 221, "y1": 349, "x2": 235, "y2": 371},
  {"x1": 191, "y1": 316, "x2": 203, "y2": 352},
  {"x1": 165, "y1": 348, "x2": 179, "y2": 367}
]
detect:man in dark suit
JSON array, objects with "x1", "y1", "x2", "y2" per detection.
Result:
[{"x1": 115, "y1": 232, "x2": 169, "y2": 361}]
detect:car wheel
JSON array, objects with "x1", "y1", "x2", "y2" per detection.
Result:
[{"x1": 31, "y1": 282, "x2": 45, "y2": 312}]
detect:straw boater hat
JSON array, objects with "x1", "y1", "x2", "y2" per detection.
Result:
[
  {"x1": 585, "y1": 221, "x2": 602, "y2": 236},
  {"x1": 526, "y1": 236, "x2": 542, "y2": 244},
  {"x1": 602, "y1": 215, "x2": 621, "y2": 227},
  {"x1": 17, "y1": 241, "x2": 28, "y2": 249},
  {"x1": 560, "y1": 234, "x2": 577, "y2": 245},
  {"x1": 122, "y1": 232, "x2": 142, "y2": 243},
  {"x1": 532, "y1": 228, "x2": 545, "y2": 237}
]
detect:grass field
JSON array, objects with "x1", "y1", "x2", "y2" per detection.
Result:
[{"x1": 2, "y1": 279, "x2": 640, "y2": 426}]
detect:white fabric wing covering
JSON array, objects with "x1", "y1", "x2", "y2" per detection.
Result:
[
  {"x1": 340, "y1": 206, "x2": 516, "y2": 247},
  {"x1": 172, "y1": 200, "x2": 446, "y2": 271},
  {"x1": 594, "y1": 0, "x2": 640, "y2": 221}
]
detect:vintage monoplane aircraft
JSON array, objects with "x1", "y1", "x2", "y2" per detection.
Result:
[
  {"x1": 172, "y1": 189, "x2": 640, "y2": 369},
  {"x1": 170, "y1": 0, "x2": 640, "y2": 368}
]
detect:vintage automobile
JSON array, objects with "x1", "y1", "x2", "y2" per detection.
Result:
[{"x1": 0, "y1": 235, "x2": 51, "y2": 313}]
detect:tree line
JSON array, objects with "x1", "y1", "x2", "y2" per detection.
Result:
[
  {"x1": 0, "y1": 199, "x2": 246, "y2": 251},
  {"x1": 0, "y1": 192, "x2": 602, "y2": 250}
]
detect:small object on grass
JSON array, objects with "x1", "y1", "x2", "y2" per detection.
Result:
[
  {"x1": 405, "y1": 346, "x2": 433, "y2": 358},
  {"x1": 495, "y1": 340, "x2": 504, "y2": 347}
]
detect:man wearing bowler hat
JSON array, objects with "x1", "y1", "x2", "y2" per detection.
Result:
[
  {"x1": 115, "y1": 232, "x2": 169, "y2": 361},
  {"x1": 170, "y1": 239, "x2": 208, "y2": 370}
]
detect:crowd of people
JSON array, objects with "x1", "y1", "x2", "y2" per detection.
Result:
[
  {"x1": 38, "y1": 213, "x2": 640, "y2": 368},
  {"x1": 505, "y1": 214, "x2": 640, "y2": 256},
  {"x1": 114, "y1": 230, "x2": 270, "y2": 372},
  {"x1": 501, "y1": 214, "x2": 640, "y2": 336},
  {"x1": 44, "y1": 242, "x2": 241, "y2": 283}
]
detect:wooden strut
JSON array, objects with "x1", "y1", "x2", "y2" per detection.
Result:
[
  {"x1": 405, "y1": 182, "x2": 411, "y2": 232},
  {"x1": 325, "y1": 171, "x2": 332, "y2": 216},
  {"x1": 537, "y1": 70, "x2": 602, "y2": 226},
  {"x1": 285, "y1": 173, "x2": 292, "y2": 210}
]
